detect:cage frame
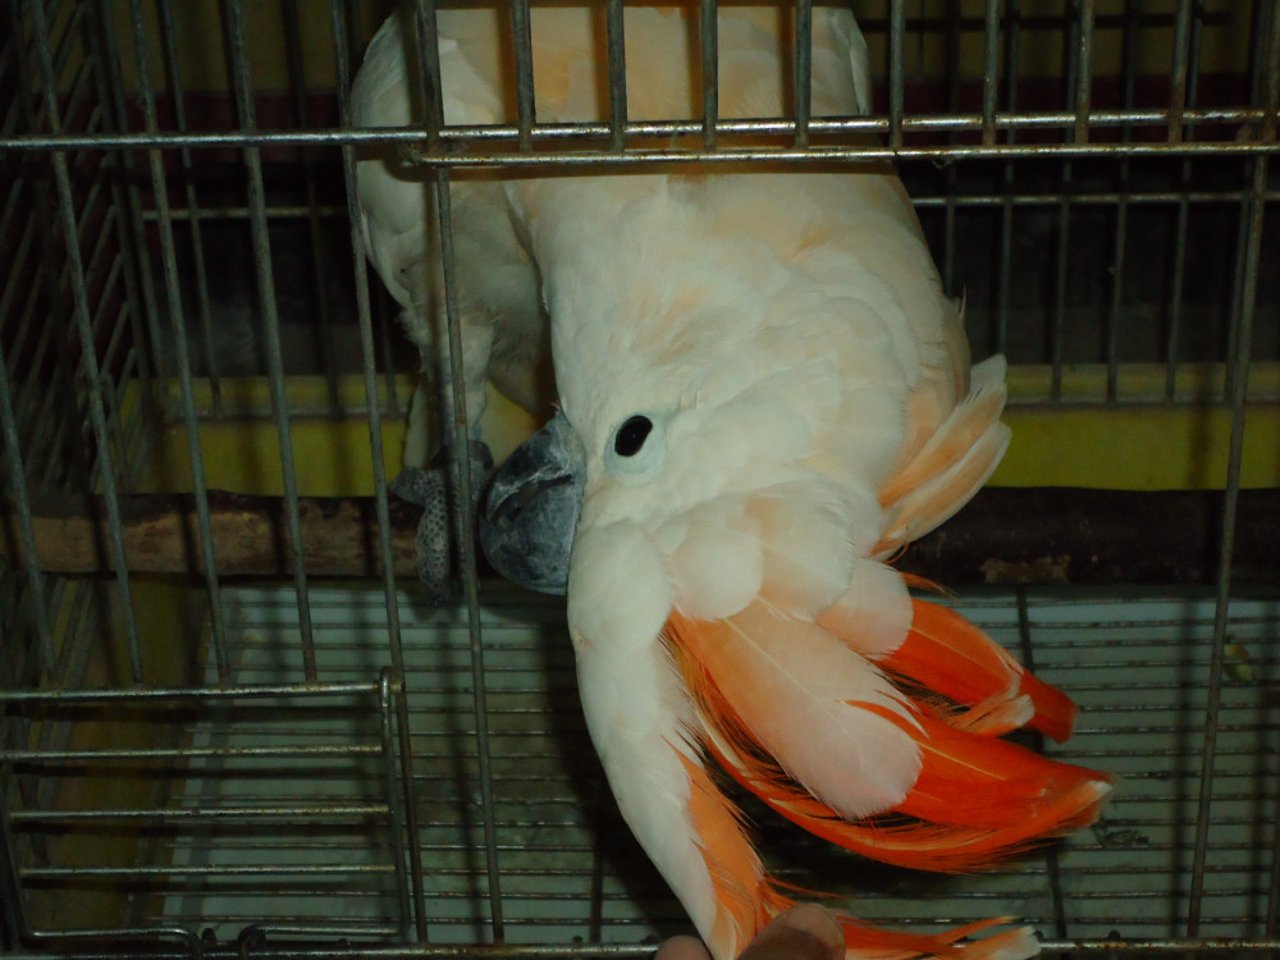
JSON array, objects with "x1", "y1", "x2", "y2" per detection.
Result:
[{"x1": 1, "y1": 0, "x2": 1279, "y2": 956}]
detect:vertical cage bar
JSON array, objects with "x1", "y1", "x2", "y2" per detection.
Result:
[
  {"x1": 1015, "y1": 590, "x2": 1069, "y2": 940},
  {"x1": 605, "y1": 0, "x2": 627, "y2": 152},
  {"x1": 793, "y1": 0, "x2": 812, "y2": 147},
  {"x1": 1223, "y1": 194, "x2": 1253, "y2": 403},
  {"x1": 1168, "y1": 0, "x2": 1194, "y2": 143},
  {"x1": 1106, "y1": 0, "x2": 1142, "y2": 402},
  {"x1": 392, "y1": 669, "x2": 429, "y2": 940},
  {"x1": 995, "y1": 0, "x2": 1020, "y2": 356},
  {"x1": 1224, "y1": 0, "x2": 1272, "y2": 401},
  {"x1": 413, "y1": 0, "x2": 502, "y2": 937},
  {"x1": 1052, "y1": 3, "x2": 1082, "y2": 400},
  {"x1": 432, "y1": 164, "x2": 505, "y2": 944},
  {"x1": 375, "y1": 289, "x2": 402, "y2": 418},
  {"x1": 1166, "y1": 0, "x2": 1205, "y2": 400},
  {"x1": 4, "y1": 230, "x2": 60, "y2": 441},
  {"x1": 981, "y1": 0, "x2": 1000, "y2": 145},
  {"x1": 220, "y1": 0, "x2": 317, "y2": 681},
  {"x1": 587, "y1": 835, "x2": 606, "y2": 943},
  {"x1": 26, "y1": 0, "x2": 143, "y2": 683},
  {"x1": 889, "y1": 0, "x2": 905, "y2": 149},
  {"x1": 1187, "y1": 0, "x2": 1277, "y2": 932},
  {"x1": 0, "y1": 210, "x2": 36, "y2": 344},
  {"x1": 700, "y1": 0, "x2": 718, "y2": 149},
  {"x1": 4, "y1": 1, "x2": 93, "y2": 499},
  {"x1": 155, "y1": 0, "x2": 224, "y2": 418},
  {"x1": 1051, "y1": 197, "x2": 1073, "y2": 401},
  {"x1": 511, "y1": 0, "x2": 535, "y2": 153},
  {"x1": 0, "y1": 341, "x2": 55, "y2": 675},
  {"x1": 415, "y1": 0, "x2": 445, "y2": 149},
  {"x1": 85, "y1": 0, "x2": 163, "y2": 405},
  {"x1": 1189, "y1": 158, "x2": 1274, "y2": 936},
  {"x1": 1270, "y1": 745, "x2": 1280, "y2": 934},
  {"x1": 1073, "y1": 0, "x2": 1095, "y2": 142},
  {"x1": 330, "y1": 0, "x2": 409, "y2": 711},
  {"x1": 378, "y1": 671, "x2": 415, "y2": 939},
  {"x1": 281, "y1": 0, "x2": 340, "y2": 415},
  {"x1": 330, "y1": 11, "x2": 422, "y2": 927},
  {"x1": 0, "y1": 783, "x2": 28, "y2": 947},
  {"x1": 941, "y1": 0, "x2": 961, "y2": 297},
  {"x1": 126, "y1": 0, "x2": 230, "y2": 685}
]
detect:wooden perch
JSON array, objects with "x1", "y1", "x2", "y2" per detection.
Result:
[
  {"x1": 1, "y1": 488, "x2": 1277, "y2": 585},
  {"x1": 0, "y1": 490, "x2": 422, "y2": 578},
  {"x1": 904, "y1": 487, "x2": 1279, "y2": 586}
]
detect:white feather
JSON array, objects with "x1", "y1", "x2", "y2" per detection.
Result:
[
  {"x1": 666, "y1": 498, "x2": 764, "y2": 622},
  {"x1": 816, "y1": 558, "x2": 915, "y2": 658},
  {"x1": 567, "y1": 521, "x2": 723, "y2": 941},
  {"x1": 712, "y1": 602, "x2": 924, "y2": 820}
]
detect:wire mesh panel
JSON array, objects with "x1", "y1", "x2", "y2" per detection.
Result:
[{"x1": 1, "y1": 0, "x2": 1278, "y2": 958}]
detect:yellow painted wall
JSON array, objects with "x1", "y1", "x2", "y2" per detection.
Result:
[
  {"x1": 138, "y1": 377, "x2": 540, "y2": 496},
  {"x1": 134, "y1": 369, "x2": 1280, "y2": 497}
]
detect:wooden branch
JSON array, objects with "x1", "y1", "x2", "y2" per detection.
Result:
[
  {"x1": 901, "y1": 487, "x2": 1280, "y2": 586},
  {"x1": 1, "y1": 488, "x2": 1277, "y2": 585},
  {"x1": 0, "y1": 491, "x2": 422, "y2": 578}
]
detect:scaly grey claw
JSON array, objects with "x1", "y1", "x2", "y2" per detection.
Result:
[
  {"x1": 391, "y1": 466, "x2": 451, "y2": 602},
  {"x1": 391, "y1": 442, "x2": 494, "y2": 603}
]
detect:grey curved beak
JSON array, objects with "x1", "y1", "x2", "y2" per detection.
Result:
[{"x1": 479, "y1": 412, "x2": 585, "y2": 595}]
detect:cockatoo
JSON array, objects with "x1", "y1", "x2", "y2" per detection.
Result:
[{"x1": 354, "y1": 4, "x2": 1111, "y2": 958}]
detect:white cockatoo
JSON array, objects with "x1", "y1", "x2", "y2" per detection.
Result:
[{"x1": 354, "y1": 5, "x2": 1110, "y2": 958}]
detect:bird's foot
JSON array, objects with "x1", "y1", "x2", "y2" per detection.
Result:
[{"x1": 391, "y1": 441, "x2": 494, "y2": 603}]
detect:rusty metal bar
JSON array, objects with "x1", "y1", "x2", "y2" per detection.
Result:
[
  {"x1": 981, "y1": 0, "x2": 1001, "y2": 145},
  {"x1": 219, "y1": 0, "x2": 317, "y2": 681},
  {"x1": 126, "y1": 0, "x2": 230, "y2": 684},
  {"x1": 700, "y1": 0, "x2": 718, "y2": 149},
  {"x1": 793, "y1": 0, "x2": 812, "y2": 147},
  {"x1": 432, "y1": 165, "x2": 505, "y2": 943},
  {"x1": 391, "y1": 667, "x2": 429, "y2": 941},
  {"x1": 1166, "y1": 0, "x2": 1206, "y2": 400},
  {"x1": 1188, "y1": 0, "x2": 1279, "y2": 936},
  {"x1": 155, "y1": 0, "x2": 224, "y2": 416},
  {"x1": 995, "y1": 0, "x2": 1021, "y2": 355},
  {"x1": 329, "y1": 0, "x2": 410, "y2": 690},
  {"x1": 1074, "y1": 0, "x2": 1096, "y2": 142},
  {"x1": 6, "y1": 108, "x2": 1280, "y2": 155},
  {"x1": 1106, "y1": 0, "x2": 1142, "y2": 401},
  {"x1": 415, "y1": 0, "x2": 445, "y2": 148},
  {"x1": 0, "y1": 328, "x2": 54, "y2": 675},
  {"x1": 378, "y1": 671, "x2": 415, "y2": 939},
  {"x1": 605, "y1": 0, "x2": 627, "y2": 152},
  {"x1": 889, "y1": 0, "x2": 905, "y2": 148},
  {"x1": 25, "y1": 0, "x2": 142, "y2": 682},
  {"x1": 511, "y1": 0, "x2": 535, "y2": 153},
  {"x1": 281, "y1": 0, "x2": 341, "y2": 415},
  {"x1": 5, "y1": 936, "x2": 1280, "y2": 960},
  {"x1": 1168, "y1": 0, "x2": 1195, "y2": 142}
]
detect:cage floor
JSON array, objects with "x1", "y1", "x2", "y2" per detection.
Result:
[{"x1": 159, "y1": 583, "x2": 1280, "y2": 947}]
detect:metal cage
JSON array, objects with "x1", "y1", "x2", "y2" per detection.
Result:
[{"x1": 1, "y1": 1, "x2": 1278, "y2": 957}]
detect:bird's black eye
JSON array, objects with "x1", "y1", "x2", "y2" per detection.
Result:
[{"x1": 614, "y1": 415, "x2": 653, "y2": 457}]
